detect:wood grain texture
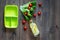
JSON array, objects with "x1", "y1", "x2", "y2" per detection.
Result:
[{"x1": 0, "y1": 0, "x2": 60, "y2": 40}]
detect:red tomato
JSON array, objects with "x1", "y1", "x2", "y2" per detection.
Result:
[
  {"x1": 29, "y1": 3, "x2": 33, "y2": 7},
  {"x1": 24, "y1": 26, "x2": 27, "y2": 31},
  {"x1": 28, "y1": 6, "x2": 31, "y2": 10},
  {"x1": 22, "y1": 19, "x2": 26, "y2": 25},
  {"x1": 38, "y1": 2, "x2": 42, "y2": 7},
  {"x1": 33, "y1": 14, "x2": 36, "y2": 17},
  {"x1": 24, "y1": 12, "x2": 28, "y2": 16},
  {"x1": 38, "y1": 11, "x2": 41, "y2": 16}
]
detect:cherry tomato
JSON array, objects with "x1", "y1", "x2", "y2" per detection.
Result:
[
  {"x1": 29, "y1": 3, "x2": 33, "y2": 7},
  {"x1": 38, "y1": 11, "x2": 41, "y2": 16},
  {"x1": 38, "y1": 2, "x2": 42, "y2": 7},
  {"x1": 24, "y1": 26, "x2": 27, "y2": 31},
  {"x1": 22, "y1": 19, "x2": 26, "y2": 25},
  {"x1": 33, "y1": 14, "x2": 36, "y2": 17},
  {"x1": 24, "y1": 12, "x2": 28, "y2": 16},
  {"x1": 28, "y1": 6, "x2": 31, "y2": 10}
]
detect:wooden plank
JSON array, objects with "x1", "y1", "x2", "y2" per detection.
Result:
[
  {"x1": 55, "y1": 0, "x2": 60, "y2": 40},
  {"x1": 5, "y1": 0, "x2": 19, "y2": 40},
  {"x1": 48, "y1": 0, "x2": 56, "y2": 40},
  {"x1": 0, "y1": 0, "x2": 6, "y2": 40}
]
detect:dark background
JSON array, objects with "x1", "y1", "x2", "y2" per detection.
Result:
[{"x1": 0, "y1": 0, "x2": 60, "y2": 40}]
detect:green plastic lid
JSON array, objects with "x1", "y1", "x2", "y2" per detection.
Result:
[{"x1": 4, "y1": 5, "x2": 18, "y2": 28}]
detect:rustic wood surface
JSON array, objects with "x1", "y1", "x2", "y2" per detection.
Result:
[{"x1": 0, "y1": 0, "x2": 60, "y2": 40}]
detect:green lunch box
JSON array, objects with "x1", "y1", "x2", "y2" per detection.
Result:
[{"x1": 4, "y1": 5, "x2": 18, "y2": 28}]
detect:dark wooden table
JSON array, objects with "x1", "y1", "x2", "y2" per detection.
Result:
[{"x1": 0, "y1": 0, "x2": 60, "y2": 40}]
